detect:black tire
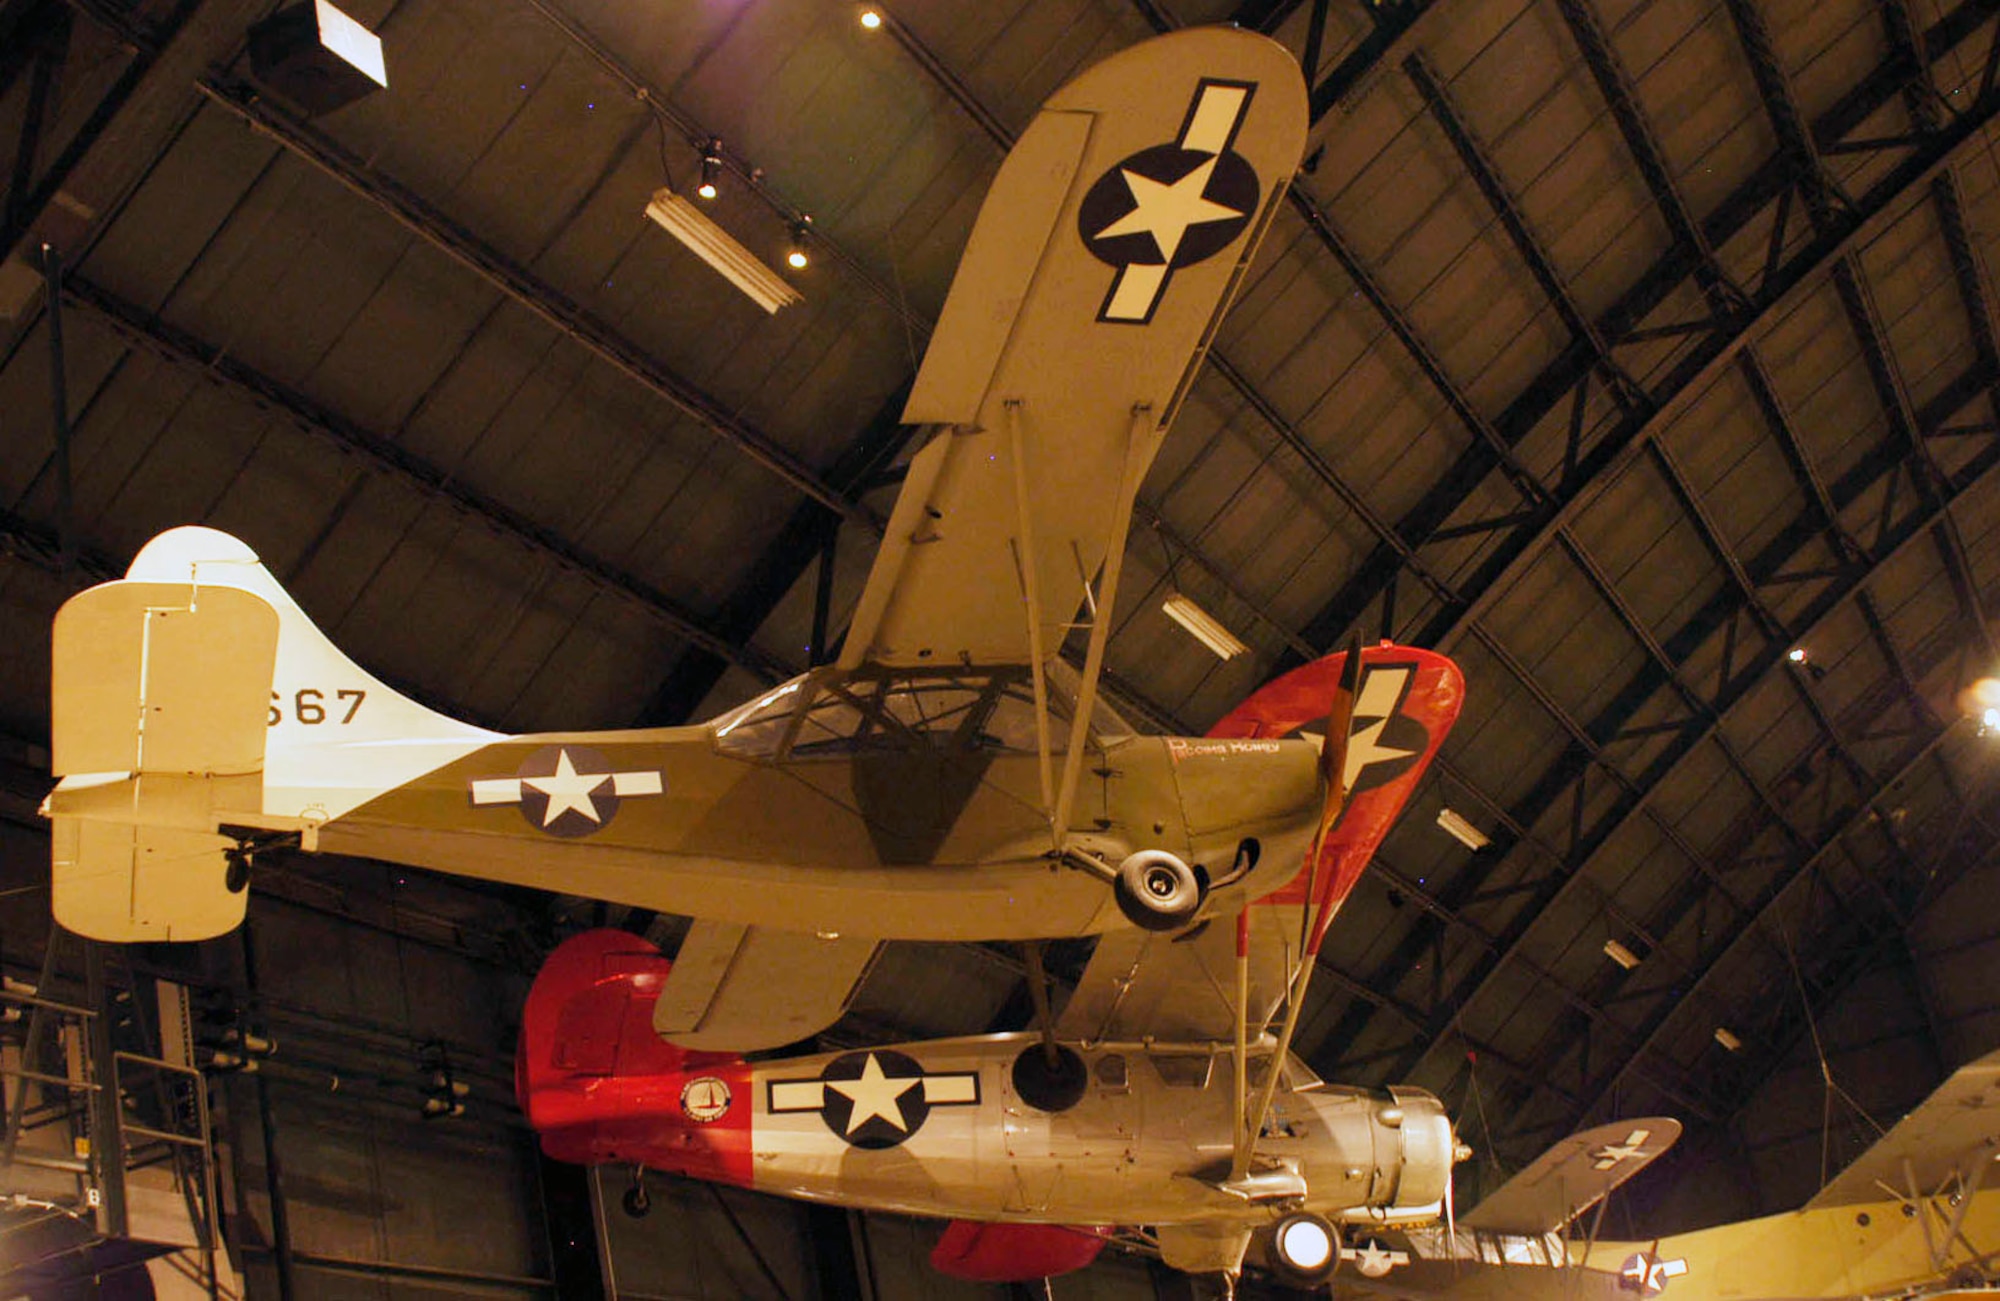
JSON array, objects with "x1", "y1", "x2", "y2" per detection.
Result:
[
  {"x1": 1266, "y1": 1212, "x2": 1337, "y2": 1286},
  {"x1": 622, "y1": 1182, "x2": 651, "y2": 1218},
  {"x1": 1113, "y1": 850, "x2": 1203, "y2": 931},
  {"x1": 224, "y1": 853, "x2": 250, "y2": 894},
  {"x1": 1010, "y1": 1042, "x2": 1088, "y2": 1113}
]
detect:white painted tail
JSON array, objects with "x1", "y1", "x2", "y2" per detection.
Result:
[{"x1": 47, "y1": 527, "x2": 499, "y2": 941}]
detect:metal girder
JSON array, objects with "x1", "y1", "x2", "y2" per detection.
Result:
[
  {"x1": 1327, "y1": 377, "x2": 2000, "y2": 1093},
  {"x1": 1558, "y1": 595, "x2": 1998, "y2": 1129},
  {"x1": 634, "y1": 381, "x2": 917, "y2": 725},
  {"x1": 192, "y1": 77, "x2": 878, "y2": 534},
  {"x1": 1, "y1": 0, "x2": 205, "y2": 263},
  {"x1": 1287, "y1": 0, "x2": 2000, "y2": 664},
  {"x1": 61, "y1": 273, "x2": 792, "y2": 683}
]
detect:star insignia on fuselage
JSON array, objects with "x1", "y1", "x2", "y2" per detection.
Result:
[
  {"x1": 766, "y1": 1050, "x2": 981, "y2": 1149},
  {"x1": 468, "y1": 744, "x2": 664, "y2": 838}
]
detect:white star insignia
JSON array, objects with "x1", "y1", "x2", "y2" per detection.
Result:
[
  {"x1": 827, "y1": 1053, "x2": 919, "y2": 1135},
  {"x1": 1092, "y1": 156, "x2": 1244, "y2": 264},
  {"x1": 522, "y1": 749, "x2": 610, "y2": 827}
]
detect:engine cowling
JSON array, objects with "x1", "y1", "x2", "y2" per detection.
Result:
[{"x1": 1298, "y1": 1085, "x2": 1457, "y2": 1223}]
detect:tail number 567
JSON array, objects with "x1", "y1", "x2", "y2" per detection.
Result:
[{"x1": 270, "y1": 689, "x2": 366, "y2": 726}]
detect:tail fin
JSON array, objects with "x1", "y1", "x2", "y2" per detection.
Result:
[
  {"x1": 46, "y1": 527, "x2": 497, "y2": 941},
  {"x1": 516, "y1": 929, "x2": 743, "y2": 1167}
]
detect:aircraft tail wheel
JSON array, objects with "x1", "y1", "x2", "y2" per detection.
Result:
[
  {"x1": 224, "y1": 851, "x2": 251, "y2": 894},
  {"x1": 1266, "y1": 1212, "x2": 1336, "y2": 1286},
  {"x1": 1113, "y1": 850, "x2": 1203, "y2": 931},
  {"x1": 1010, "y1": 1042, "x2": 1088, "y2": 1112},
  {"x1": 621, "y1": 1180, "x2": 651, "y2": 1219}
]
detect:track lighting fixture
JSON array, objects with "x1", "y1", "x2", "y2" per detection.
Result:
[
  {"x1": 697, "y1": 140, "x2": 722, "y2": 200},
  {"x1": 787, "y1": 218, "x2": 812, "y2": 270}
]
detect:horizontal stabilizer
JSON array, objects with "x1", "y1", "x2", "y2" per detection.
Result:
[
  {"x1": 1461, "y1": 1118, "x2": 1680, "y2": 1234},
  {"x1": 652, "y1": 920, "x2": 878, "y2": 1051},
  {"x1": 51, "y1": 819, "x2": 246, "y2": 943}
]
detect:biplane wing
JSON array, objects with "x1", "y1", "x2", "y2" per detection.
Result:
[
  {"x1": 839, "y1": 26, "x2": 1306, "y2": 671},
  {"x1": 1460, "y1": 1118, "x2": 1681, "y2": 1234},
  {"x1": 1055, "y1": 645, "x2": 1464, "y2": 1044},
  {"x1": 1804, "y1": 1046, "x2": 2000, "y2": 1208}
]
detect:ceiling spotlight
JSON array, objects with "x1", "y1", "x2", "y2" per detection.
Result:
[
  {"x1": 644, "y1": 186, "x2": 802, "y2": 314},
  {"x1": 859, "y1": 6, "x2": 883, "y2": 28},
  {"x1": 697, "y1": 140, "x2": 722, "y2": 200},
  {"x1": 1983, "y1": 705, "x2": 2000, "y2": 737},
  {"x1": 1603, "y1": 939, "x2": 1642, "y2": 971},
  {"x1": 1973, "y1": 677, "x2": 2000, "y2": 708},
  {"x1": 1787, "y1": 647, "x2": 1809, "y2": 665},
  {"x1": 1714, "y1": 1026, "x2": 1742, "y2": 1052},
  {"x1": 1161, "y1": 592, "x2": 1249, "y2": 659},
  {"x1": 786, "y1": 218, "x2": 812, "y2": 270},
  {"x1": 1435, "y1": 807, "x2": 1489, "y2": 851}
]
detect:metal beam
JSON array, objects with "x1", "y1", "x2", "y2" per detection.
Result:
[
  {"x1": 1, "y1": 0, "x2": 206, "y2": 263},
  {"x1": 62, "y1": 273, "x2": 791, "y2": 683},
  {"x1": 192, "y1": 76, "x2": 878, "y2": 533},
  {"x1": 1287, "y1": 0, "x2": 2000, "y2": 664}
]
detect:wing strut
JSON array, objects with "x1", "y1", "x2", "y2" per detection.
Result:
[
  {"x1": 1004, "y1": 399, "x2": 1058, "y2": 824},
  {"x1": 1050, "y1": 402, "x2": 1154, "y2": 843},
  {"x1": 1230, "y1": 638, "x2": 1361, "y2": 1183}
]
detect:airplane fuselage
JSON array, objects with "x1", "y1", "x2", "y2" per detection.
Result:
[
  {"x1": 525, "y1": 1031, "x2": 1455, "y2": 1229},
  {"x1": 307, "y1": 725, "x2": 1323, "y2": 941}
]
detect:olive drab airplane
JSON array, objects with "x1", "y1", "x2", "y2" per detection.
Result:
[{"x1": 47, "y1": 27, "x2": 1364, "y2": 1034}]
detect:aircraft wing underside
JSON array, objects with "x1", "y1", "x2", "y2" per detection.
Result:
[
  {"x1": 838, "y1": 28, "x2": 1306, "y2": 672},
  {"x1": 1805, "y1": 1046, "x2": 2000, "y2": 1208}
]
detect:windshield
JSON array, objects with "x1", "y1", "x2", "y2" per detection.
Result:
[{"x1": 711, "y1": 666, "x2": 1136, "y2": 760}]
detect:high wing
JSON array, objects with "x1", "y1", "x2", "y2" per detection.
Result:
[
  {"x1": 1460, "y1": 1118, "x2": 1681, "y2": 1234},
  {"x1": 1056, "y1": 646, "x2": 1463, "y2": 1044},
  {"x1": 839, "y1": 28, "x2": 1306, "y2": 672},
  {"x1": 1805, "y1": 1047, "x2": 2000, "y2": 1207}
]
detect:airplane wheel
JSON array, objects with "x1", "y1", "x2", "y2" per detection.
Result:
[
  {"x1": 621, "y1": 1182, "x2": 651, "y2": 1219},
  {"x1": 1010, "y1": 1042, "x2": 1088, "y2": 1113},
  {"x1": 1266, "y1": 1212, "x2": 1337, "y2": 1286},
  {"x1": 224, "y1": 852, "x2": 250, "y2": 894},
  {"x1": 1113, "y1": 850, "x2": 1203, "y2": 931}
]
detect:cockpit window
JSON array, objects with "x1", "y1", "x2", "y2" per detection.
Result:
[{"x1": 712, "y1": 666, "x2": 1135, "y2": 761}]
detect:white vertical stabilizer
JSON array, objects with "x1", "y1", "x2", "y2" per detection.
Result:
[{"x1": 117, "y1": 526, "x2": 502, "y2": 823}]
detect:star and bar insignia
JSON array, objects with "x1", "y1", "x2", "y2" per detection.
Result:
[
  {"x1": 1078, "y1": 77, "x2": 1262, "y2": 324},
  {"x1": 468, "y1": 744, "x2": 664, "y2": 838},
  {"x1": 1590, "y1": 1127, "x2": 1657, "y2": 1171},
  {"x1": 1619, "y1": 1252, "x2": 1689, "y2": 1295},
  {"x1": 767, "y1": 1050, "x2": 981, "y2": 1150}
]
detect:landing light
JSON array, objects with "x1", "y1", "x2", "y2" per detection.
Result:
[
  {"x1": 1274, "y1": 1215, "x2": 1333, "y2": 1271},
  {"x1": 1161, "y1": 592, "x2": 1248, "y2": 659}
]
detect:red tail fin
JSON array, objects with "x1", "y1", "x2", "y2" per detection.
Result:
[
  {"x1": 1211, "y1": 643, "x2": 1463, "y2": 914},
  {"x1": 515, "y1": 929, "x2": 745, "y2": 1169}
]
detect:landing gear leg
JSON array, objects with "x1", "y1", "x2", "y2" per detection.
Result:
[{"x1": 621, "y1": 1168, "x2": 650, "y2": 1219}]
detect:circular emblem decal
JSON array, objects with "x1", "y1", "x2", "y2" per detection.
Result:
[
  {"x1": 680, "y1": 1076, "x2": 731, "y2": 1123},
  {"x1": 1078, "y1": 143, "x2": 1260, "y2": 272},
  {"x1": 466, "y1": 744, "x2": 665, "y2": 839}
]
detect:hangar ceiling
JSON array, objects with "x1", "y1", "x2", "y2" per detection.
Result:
[{"x1": 4, "y1": 0, "x2": 2000, "y2": 1257}]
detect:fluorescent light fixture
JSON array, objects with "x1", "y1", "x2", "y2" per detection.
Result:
[
  {"x1": 1161, "y1": 591, "x2": 1248, "y2": 659},
  {"x1": 644, "y1": 186, "x2": 803, "y2": 314},
  {"x1": 1714, "y1": 1026, "x2": 1742, "y2": 1052},
  {"x1": 1603, "y1": 939, "x2": 1641, "y2": 970},
  {"x1": 1435, "y1": 807, "x2": 1489, "y2": 851}
]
